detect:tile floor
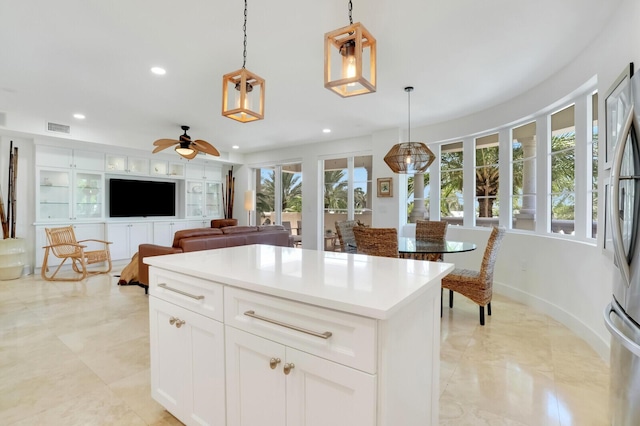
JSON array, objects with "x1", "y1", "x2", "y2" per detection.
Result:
[{"x1": 1, "y1": 271, "x2": 610, "y2": 425}]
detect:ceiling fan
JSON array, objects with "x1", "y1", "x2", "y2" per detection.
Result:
[{"x1": 152, "y1": 125, "x2": 220, "y2": 160}]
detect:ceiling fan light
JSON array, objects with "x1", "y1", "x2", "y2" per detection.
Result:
[{"x1": 175, "y1": 145, "x2": 195, "y2": 157}]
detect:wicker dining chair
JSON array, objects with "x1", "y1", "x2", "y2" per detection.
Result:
[
  {"x1": 441, "y1": 226, "x2": 506, "y2": 325},
  {"x1": 335, "y1": 220, "x2": 358, "y2": 253},
  {"x1": 353, "y1": 227, "x2": 399, "y2": 258},
  {"x1": 41, "y1": 226, "x2": 113, "y2": 281},
  {"x1": 415, "y1": 220, "x2": 448, "y2": 261}
]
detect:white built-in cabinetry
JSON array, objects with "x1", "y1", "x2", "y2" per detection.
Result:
[
  {"x1": 106, "y1": 222, "x2": 152, "y2": 261},
  {"x1": 150, "y1": 159, "x2": 185, "y2": 178},
  {"x1": 105, "y1": 154, "x2": 150, "y2": 175},
  {"x1": 33, "y1": 143, "x2": 233, "y2": 271},
  {"x1": 185, "y1": 163, "x2": 223, "y2": 220},
  {"x1": 35, "y1": 146, "x2": 105, "y2": 222}
]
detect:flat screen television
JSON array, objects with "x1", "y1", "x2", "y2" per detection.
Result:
[{"x1": 109, "y1": 178, "x2": 176, "y2": 217}]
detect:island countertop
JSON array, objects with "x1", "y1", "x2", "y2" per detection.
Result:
[{"x1": 144, "y1": 244, "x2": 454, "y2": 319}]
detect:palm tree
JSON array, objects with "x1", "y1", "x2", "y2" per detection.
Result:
[
  {"x1": 324, "y1": 170, "x2": 348, "y2": 210},
  {"x1": 256, "y1": 170, "x2": 302, "y2": 217}
]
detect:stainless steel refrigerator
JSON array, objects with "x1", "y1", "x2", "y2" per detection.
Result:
[{"x1": 604, "y1": 69, "x2": 640, "y2": 425}]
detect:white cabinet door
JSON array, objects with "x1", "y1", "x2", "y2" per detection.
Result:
[
  {"x1": 36, "y1": 168, "x2": 104, "y2": 222},
  {"x1": 153, "y1": 221, "x2": 189, "y2": 247},
  {"x1": 128, "y1": 222, "x2": 152, "y2": 256},
  {"x1": 150, "y1": 297, "x2": 226, "y2": 426},
  {"x1": 73, "y1": 150, "x2": 104, "y2": 170},
  {"x1": 35, "y1": 146, "x2": 72, "y2": 167},
  {"x1": 285, "y1": 347, "x2": 376, "y2": 426},
  {"x1": 107, "y1": 222, "x2": 151, "y2": 260},
  {"x1": 225, "y1": 327, "x2": 374, "y2": 426},
  {"x1": 225, "y1": 326, "x2": 286, "y2": 426}
]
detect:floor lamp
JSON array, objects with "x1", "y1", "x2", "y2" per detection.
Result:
[{"x1": 244, "y1": 190, "x2": 255, "y2": 225}]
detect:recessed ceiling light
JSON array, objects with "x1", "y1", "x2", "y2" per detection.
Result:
[
  {"x1": 73, "y1": 113, "x2": 85, "y2": 119},
  {"x1": 151, "y1": 67, "x2": 166, "y2": 75},
  {"x1": 232, "y1": 145, "x2": 240, "y2": 149},
  {"x1": 323, "y1": 128, "x2": 331, "y2": 133}
]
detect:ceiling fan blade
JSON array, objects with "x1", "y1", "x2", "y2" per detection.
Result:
[
  {"x1": 153, "y1": 138, "x2": 179, "y2": 147},
  {"x1": 152, "y1": 144, "x2": 174, "y2": 153},
  {"x1": 193, "y1": 140, "x2": 220, "y2": 156}
]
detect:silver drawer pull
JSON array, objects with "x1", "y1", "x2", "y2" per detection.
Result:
[
  {"x1": 158, "y1": 283, "x2": 205, "y2": 300},
  {"x1": 244, "y1": 310, "x2": 333, "y2": 339}
]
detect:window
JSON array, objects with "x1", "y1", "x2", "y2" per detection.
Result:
[
  {"x1": 440, "y1": 142, "x2": 464, "y2": 225},
  {"x1": 323, "y1": 155, "x2": 373, "y2": 232},
  {"x1": 589, "y1": 92, "x2": 599, "y2": 238},
  {"x1": 475, "y1": 133, "x2": 500, "y2": 227},
  {"x1": 511, "y1": 122, "x2": 537, "y2": 231},
  {"x1": 550, "y1": 105, "x2": 576, "y2": 235},
  {"x1": 255, "y1": 163, "x2": 302, "y2": 228}
]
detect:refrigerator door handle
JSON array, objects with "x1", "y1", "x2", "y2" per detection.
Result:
[
  {"x1": 610, "y1": 105, "x2": 638, "y2": 286},
  {"x1": 604, "y1": 302, "x2": 640, "y2": 358}
]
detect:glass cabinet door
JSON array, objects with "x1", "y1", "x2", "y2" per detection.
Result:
[
  {"x1": 205, "y1": 182, "x2": 222, "y2": 217},
  {"x1": 186, "y1": 180, "x2": 204, "y2": 217},
  {"x1": 74, "y1": 172, "x2": 104, "y2": 219},
  {"x1": 39, "y1": 170, "x2": 72, "y2": 220}
]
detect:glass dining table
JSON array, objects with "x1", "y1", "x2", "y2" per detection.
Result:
[
  {"x1": 398, "y1": 238, "x2": 477, "y2": 257},
  {"x1": 346, "y1": 237, "x2": 476, "y2": 259}
]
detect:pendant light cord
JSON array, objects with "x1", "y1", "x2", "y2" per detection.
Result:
[
  {"x1": 242, "y1": 0, "x2": 248, "y2": 69},
  {"x1": 406, "y1": 86, "x2": 413, "y2": 142},
  {"x1": 348, "y1": 0, "x2": 353, "y2": 24}
]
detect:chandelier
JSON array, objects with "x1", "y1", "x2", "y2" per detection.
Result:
[{"x1": 384, "y1": 87, "x2": 435, "y2": 174}]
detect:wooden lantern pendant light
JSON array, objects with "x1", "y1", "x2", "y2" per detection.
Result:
[
  {"x1": 324, "y1": 0, "x2": 376, "y2": 97},
  {"x1": 222, "y1": 0, "x2": 265, "y2": 122},
  {"x1": 384, "y1": 87, "x2": 435, "y2": 174}
]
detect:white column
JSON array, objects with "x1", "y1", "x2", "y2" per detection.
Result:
[{"x1": 520, "y1": 136, "x2": 537, "y2": 215}]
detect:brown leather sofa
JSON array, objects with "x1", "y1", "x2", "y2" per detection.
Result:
[{"x1": 137, "y1": 224, "x2": 292, "y2": 288}]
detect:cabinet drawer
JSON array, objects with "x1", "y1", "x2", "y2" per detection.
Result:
[
  {"x1": 224, "y1": 287, "x2": 377, "y2": 373},
  {"x1": 149, "y1": 268, "x2": 223, "y2": 322}
]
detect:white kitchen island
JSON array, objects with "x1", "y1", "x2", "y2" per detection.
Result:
[{"x1": 145, "y1": 244, "x2": 454, "y2": 426}]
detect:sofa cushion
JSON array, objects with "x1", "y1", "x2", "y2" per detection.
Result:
[
  {"x1": 220, "y1": 226, "x2": 259, "y2": 234},
  {"x1": 211, "y1": 218, "x2": 238, "y2": 228},
  {"x1": 172, "y1": 228, "x2": 223, "y2": 247},
  {"x1": 179, "y1": 236, "x2": 229, "y2": 251}
]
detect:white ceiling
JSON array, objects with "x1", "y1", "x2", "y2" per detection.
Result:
[{"x1": 0, "y1": 0, "x2": 620, "y2": 155}]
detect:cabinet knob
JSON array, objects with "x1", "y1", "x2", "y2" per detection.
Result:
[
  {"x1": 283, "y1": 363, "x2": 295, "y2": 375},
  {"x1": 269, "y1": 358, "x2": 281, "y2": 369},
  {"x1": 169, "y1": 316, "x2": 177, "y2": 325},
  {"x1": 175, "y1": 319, "x2": 185, "y2": 328}
]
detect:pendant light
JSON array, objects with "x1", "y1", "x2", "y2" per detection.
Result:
[
  {"x1": 324, "y1": 0, "x2": 376, "y2": 97},
  {"x1": 384, "y1": 87, "x2": 435, "y2": 174},
  {"x1": 222, "y1": 0, "x2": 265, "y2": 122}
]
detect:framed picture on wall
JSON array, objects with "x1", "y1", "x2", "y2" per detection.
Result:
[
  {"x1": 605, "y1": 62, "x2": 634, "y2": 169},
  {"x1": 377, "y1": 177, "x2": 393, "y2": 197}
]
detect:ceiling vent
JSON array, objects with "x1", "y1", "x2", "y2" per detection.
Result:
[{"x1": 46, "y1": 121, "x2": 71, "y2": 134}]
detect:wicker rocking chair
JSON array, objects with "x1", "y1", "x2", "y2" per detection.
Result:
[{"x1": 42, "y1": 226, "x2": 113, "y2": 281}]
